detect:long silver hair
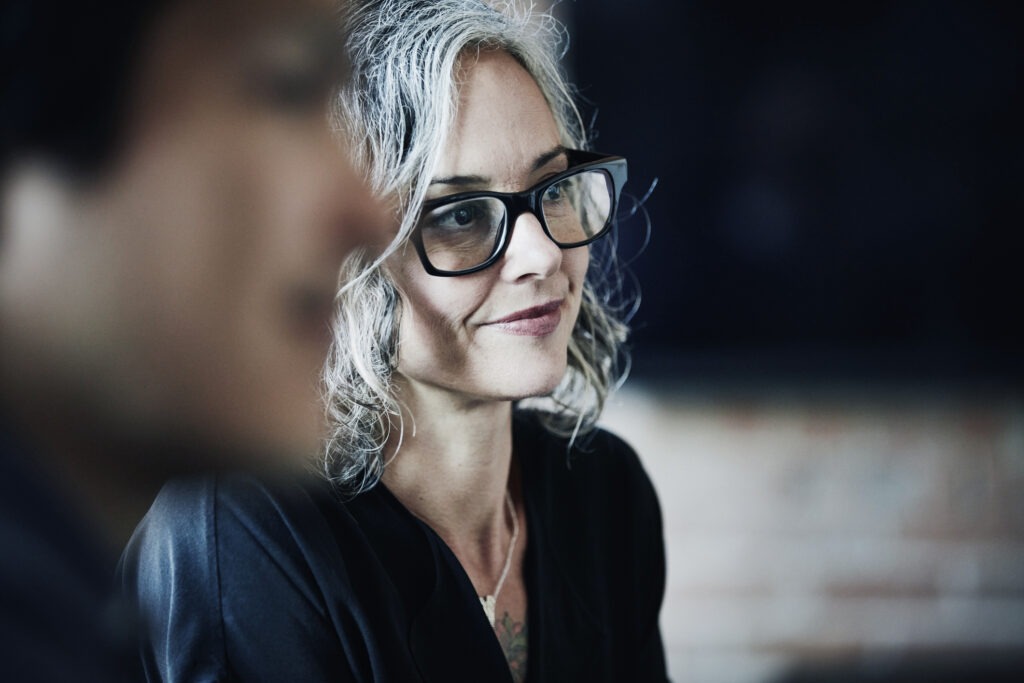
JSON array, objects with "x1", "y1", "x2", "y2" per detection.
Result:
[{"x1": 324, "y1": 0, "x2": 631, "y2": 493}]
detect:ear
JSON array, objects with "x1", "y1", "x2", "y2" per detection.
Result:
[{"x1": 0, "y1": 161, "x2": 81, "y2": 290}]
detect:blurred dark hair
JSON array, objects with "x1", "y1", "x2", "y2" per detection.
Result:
[{"x1": 1, "y1": 1, "x2": 167, "y2": 176}]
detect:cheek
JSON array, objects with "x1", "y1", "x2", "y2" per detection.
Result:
[
  {"x1": 561, "y1": 248, "x2": 591, "y2": 333},
  {"x1": 395, "y1": 279, "x2": 460, "y2": 364},
  {"x1": 391, "y1": 262, "x2": 493, "y2": 371},
  {"x1": 242, "y1": 125, "x2": 345, "y2": 266},
  {"x1": 126, "y1": 128, "x2": 326, "y2": 453},
  {"x1": 564, "y1": 247, "x2": 590, "y2": 295}
]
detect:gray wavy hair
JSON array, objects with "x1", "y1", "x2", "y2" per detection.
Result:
[{"x1": 324, "y1": 0, "x2": 630, "y2": 494}]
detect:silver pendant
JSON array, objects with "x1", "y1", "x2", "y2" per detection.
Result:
[{"x1": 479, "y1": 594, "x2": 497, "y2": 627}]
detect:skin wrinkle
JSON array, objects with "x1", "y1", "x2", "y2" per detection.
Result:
[{"x1": 427, "y1": 145, "x2": 567, "y2": 191}]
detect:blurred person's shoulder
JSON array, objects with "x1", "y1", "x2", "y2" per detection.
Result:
[
  {"x1": 120, "y1": 469, "x2": 367, "y2": 680},
  {"x1": 1, "y1": 421, "x2": 141, "y2": 682},
  {"x1": 121, "y1": 469, "x2": 344, "y2": 584}
]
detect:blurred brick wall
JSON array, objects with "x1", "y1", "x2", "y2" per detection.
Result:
[{"x1": 599, "y1": 383, "x2": 1024, "y2": 682}]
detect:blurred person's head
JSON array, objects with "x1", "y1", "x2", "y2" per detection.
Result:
[
  {"x1": 324, "y1": 0, "x2": 630, "y2": 492},
  {"x1": 0, "y1": 0, "x2": 385, "y2": 470}
]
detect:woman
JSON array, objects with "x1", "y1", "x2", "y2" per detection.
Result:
[{"x1": 122, "y1": 1, "x2": 667, "y2": 681}]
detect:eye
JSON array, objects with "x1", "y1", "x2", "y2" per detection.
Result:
[
  {"x1": 543, "y1": 183, "x2": 564, "y2": 203},
  {"x1": 245, "y1": 30, "x2": 349, "y2": 114},
  {"x1": 449, "y1": 206, "x2": 478, "y2": 227},
  {"x1": 435, "y1": 204, "x2": 483, "y2": 230},
  {"x1": 422, "y1": 199, "x2": 499, "y2": 232},
  {"x1": 261, "y1": 70, "x2": 329, "y2": 110}
]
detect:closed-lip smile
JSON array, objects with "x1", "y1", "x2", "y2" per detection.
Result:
[{"x1": 484, "y1": 299, "x2": 564, "y2": 336}]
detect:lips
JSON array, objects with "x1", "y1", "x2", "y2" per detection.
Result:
[{"x1": 484, "y1": 299, "x2": 564, "y2": 337}]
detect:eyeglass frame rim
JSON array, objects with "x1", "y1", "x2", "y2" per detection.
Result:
[{"x1": 409, "y1": 148, "x2": 628, "y2": 277}]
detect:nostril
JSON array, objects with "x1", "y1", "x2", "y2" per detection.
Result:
[{"x1": 501, "y1": 213, "x2": 562, "y2": 281}]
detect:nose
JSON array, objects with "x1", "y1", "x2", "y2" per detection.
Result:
[{"x1": 499, "y1": 210, "x2": 562, "y2": 282}]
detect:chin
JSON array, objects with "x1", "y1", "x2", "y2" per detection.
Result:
[
  {"x1": 254, "y1": 397, "x2": 327, "y2": 463},
  {"x1": 488, "y1": 363, "x2": 567, "y2": 401},
  {"x1": 218, "y1": 420, "x2": 324, "y2": 469},
  {"x1": 196, "y1": 385, "x2": 326, "y2": 469}
]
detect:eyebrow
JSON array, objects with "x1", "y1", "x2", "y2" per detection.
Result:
[{"x1": 428, "y1": 145, "x2": 567, "y2": 187}]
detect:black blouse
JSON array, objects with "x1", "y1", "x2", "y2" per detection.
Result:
[{"x1": 121, "y1": 412, "x2": 668, "y2": 682}]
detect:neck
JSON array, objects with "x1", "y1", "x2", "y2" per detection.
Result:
[
  {"x1": 382, "y1": 377, "x2": 516, "y2": 547},
  {"x1": 44, "y1": 431, "x2": 165, "y2": 559},
  {"x1": 2, "y1": 389, "x2": 169, "y2": 561}
]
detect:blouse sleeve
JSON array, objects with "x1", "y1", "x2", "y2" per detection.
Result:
[
  {"x1": 599, "y1": 429, "x2": 671, "y2": 682},
  {"x1": 632, "y1": 458, "x2": 669, "y2": 682},
  {"x1": 119, "y1": 475, "x2": 355, "y2": 683}
]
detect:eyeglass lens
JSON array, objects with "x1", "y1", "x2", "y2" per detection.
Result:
[{"x1": 418, "y1": 168, "x2": 614, "y2": 273}]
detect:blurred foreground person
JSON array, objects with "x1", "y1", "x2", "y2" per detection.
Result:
[
  {"x1": 0, "y1": 0, "x2": 383, "y2": 680},
  {"x1": 123, "y1": 1, "x2": 668, "y2": 681}
]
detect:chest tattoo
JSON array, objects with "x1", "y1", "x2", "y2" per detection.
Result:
[{"x1": 496, "y1": 611, "x2": 528, "y2": 682}]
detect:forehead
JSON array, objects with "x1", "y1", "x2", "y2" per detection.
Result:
[
  {"x1": 125, "y1": 0, "x2": 343, "y2": 113},
  {"x1": 438, "y1": 50, "x2": 561, "y2": 179},
  {"x1": 143, "y1": 0, "x2": 340, "y2": 68}
]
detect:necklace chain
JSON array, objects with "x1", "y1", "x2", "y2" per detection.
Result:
[{"x1": 479, "y1": 489, "x2": 519, "y2": 627}]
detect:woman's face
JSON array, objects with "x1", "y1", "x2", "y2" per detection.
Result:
[{"x1": 389, "y1": 50, "x2": 588, "y2": 404}]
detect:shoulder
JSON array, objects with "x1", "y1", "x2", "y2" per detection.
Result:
[
  {"x1": 514, "y1": 411, "x2": 668, "y2": 674},
  {"x1": 122, "y1": 471, "x2": 346, "y2": 601},
  {"x1": 124, "y1": 476, "x2": 217, "y2": 566},
  {"x1": 124, "y1": 475, "x2": 279, "y2": 578},
  {"x1": 514, "y1": 410, "x2": 663, "y2": 573},
  {"x1": 120, "y1": 472, "x2": 352, "y2": 681},
  {"x1": 515, "y1": 410, "x2": 658, "y2": 509}
]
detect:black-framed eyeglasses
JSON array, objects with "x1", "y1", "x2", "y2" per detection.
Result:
[{"x1": 411, "y1": 149, "x2": 628, "y2": 276}]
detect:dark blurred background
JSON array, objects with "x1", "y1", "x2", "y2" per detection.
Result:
[
  {"x1": 569, "y1": 0, "x2": 1023, "y2": 385},
  {"x1": 566, "y1": 2, "x2": 1024, "y2": 681}
]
